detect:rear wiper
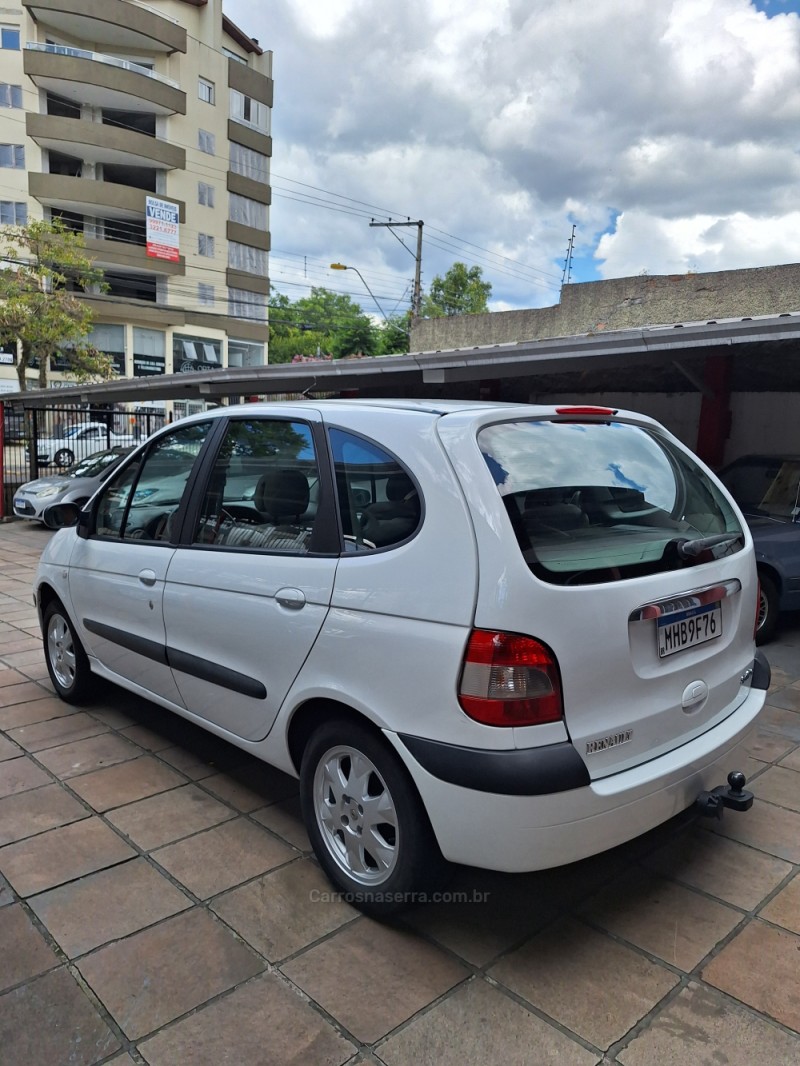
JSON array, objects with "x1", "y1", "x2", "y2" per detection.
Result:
[{"x1": 674, "y1": 533, "x2": 742, "y2": 559}]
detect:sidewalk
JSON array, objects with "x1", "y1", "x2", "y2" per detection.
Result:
[{"x1": 1, "y1": 519, "x2": 799, "y2": 1066}]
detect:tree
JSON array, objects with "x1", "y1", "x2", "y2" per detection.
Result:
[
  {"x1": 421, "y1": 262, "x2": 492, "y2": 318},
  {"x1": 376, "y1": 314, "x2": 411, "y2": 355},
  {"x1": 0, "y1": 219, "x2": 113, "y2": 390},
  {"x1": 267, "y1": 286, "x2": 380, "y2": 362}
]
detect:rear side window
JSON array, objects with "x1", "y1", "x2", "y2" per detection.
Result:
[
  {"x1": 478, "y1": 419, "x2": 743, "y2": 585},
  {"x1": 330, "y1": 428, "x2": 421, "y2": 551}
]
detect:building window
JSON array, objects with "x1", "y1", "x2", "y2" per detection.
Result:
[
  {"x1": 0, "y1": 201, "x2": 26, "y2": 225},
  {"x1": 198, "y1": 182, "x2": 215, "y2": 207},
  {"x1": 0, "y1": 84, "x2": 22, "y2": 108},
  {"x1": 198, "y1": 129, "x2": 215, "y2": 155},
  {"x1": 223, "y1": 46, "x2": 247, "y2": 65},
  {"x1": 198, "y1": 283, "x2": 215, "y2": 306},
  {"x1": 0, "y1": 27, "x2": 20, "y2": 50},
  {"x1": 230, "y1": 89, "x2": 270, "y2": 134},
  {"x1": 228, "y1": 287, "x2": 267, "y2": 321},
  {"x1": 228, "y1": 338, "x2": 265, "y2": 368},
  {"x1": 198, "y1": 77, "x2": 215, "y2": 104},
  {"x1": 198, "y1": 233, "x2": 215, "y2": 257},
  {"x1": 0, "y1": 144, "x2": 24, "y2": 168},
  {"x1": 229, "y1": 193, "x2": 267, "y2": 230},
  {"x1": 230, "y1": 143, "x2": 268, "y2": 183},
  {"x1": 228, "y1": 241, "x2": 267, "y2": 275}
]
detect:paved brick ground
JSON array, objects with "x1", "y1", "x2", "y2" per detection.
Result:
[{"x1": 1, "y1": 519, "x2": 799, "y2": 1065}]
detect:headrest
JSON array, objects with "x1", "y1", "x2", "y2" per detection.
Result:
[
  {"x1": 255, "y1": 468, "x2": 309, "y2": 520},
  {"x1": 386, "y1": 472, "x2": 415, "y2": 502}
]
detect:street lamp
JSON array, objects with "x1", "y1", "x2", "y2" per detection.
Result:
[{"x1": 329, "y1": 262, "x2": 389, "y2": 324}]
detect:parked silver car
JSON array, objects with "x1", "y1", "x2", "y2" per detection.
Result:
[
  {"x1": 34, "y1": 400, "x2": 768, "y2": 914},
  {"x1": 13, "y1": 446, "x2": 134, "y2": 522}
]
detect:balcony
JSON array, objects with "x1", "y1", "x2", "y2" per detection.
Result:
[
  {"x1": 26, "y1": 114, "x2": 185, "y2": 171},
  {"x1": 24, "y1": 43, "x2": 186, "y2": 116},
  {"x1": 29, "y1": 173, "x2": 186, "y2": 222},
  {"x1": 84, "y1": 237, "x2": 185, "y2": 277},
  {"x1": 22, "y1": 0, "x2": 186, "y2": 54}
]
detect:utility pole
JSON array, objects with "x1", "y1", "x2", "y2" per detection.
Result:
[
  {"x1": 561, "y1": 224, "x2": 576, "y2": 289},
  {"x1": 369, "y1": 219, "x2": 423, "y2": 318}
]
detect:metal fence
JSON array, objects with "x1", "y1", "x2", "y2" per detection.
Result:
[{"x1": 1, "y1": 403, "x2": 166, "y2": 516}]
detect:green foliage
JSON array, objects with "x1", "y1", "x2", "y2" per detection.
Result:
[
  {"x1": 0, "y1": 219, "x2": 109, "y2": 390},
  {"x1": 421, "y1": 261, "x2": 492, "y2": 318},
  {"x1": 268, "y1": 286, "x2": 408, "y2": 362}
]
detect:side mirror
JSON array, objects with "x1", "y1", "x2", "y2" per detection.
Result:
[{"x1": 41, "y1": 502, "x2": 82, "y2": 529}]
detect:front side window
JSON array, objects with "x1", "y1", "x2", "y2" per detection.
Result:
[
  {"x1": 192, "y1": 419, "x2": 319, "y2": 553},
  {"x1": 95, "y1": 423, "x2": 211, "y2": 541},
  {"x1": 330, "y1": 428, "x2": 421, "y2": 551},
  {"x1": 478, "y1": 418, "x2": 743, "y2": 585}
]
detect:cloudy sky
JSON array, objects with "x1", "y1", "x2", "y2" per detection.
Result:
[{"x1": 224, "y1": 0, "x2": 800, "y2": 315}]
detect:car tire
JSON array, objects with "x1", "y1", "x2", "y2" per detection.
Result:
[
  {"x1": 756, "y1": 571, "x2": 779, "y2": 646},
  {"x1": 43, "y1": 601, "x2": 91, "y2": 704},
  {"x1": 300, "y1": 718, "x2": 449, "y2": 916},
  {"x1": 53, "y1": 448, "x2": 74, "y2": 469}
]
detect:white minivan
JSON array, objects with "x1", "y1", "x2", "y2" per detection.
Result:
[{"x1": 35, "y1": 400, "x2": 769, "y2": 913}]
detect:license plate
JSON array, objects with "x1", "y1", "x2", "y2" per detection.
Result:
[{"x1": 657, "y1": 602, "x2": 721, "y2": 657}]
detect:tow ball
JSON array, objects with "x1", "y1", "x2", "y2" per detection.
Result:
[{"x1": 694, "y1": 771, "x2": 753, "y2": 819}]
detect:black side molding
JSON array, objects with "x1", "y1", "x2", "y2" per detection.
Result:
[
  {"x1": 83, "y1": 619, "x2": 168, "y2": 665},
  {"x1": 82, "y1": 618, "x2": 266, "y2": 700},
  {"x1": 397, "y1": 734, "x2": 590, "y2": 796},
  {"x1": 168, "y1": 648, "x2": 266, "y2": 700},
  {"x1": 752, "y1": 649, "x2": 771, "y2": 691}
]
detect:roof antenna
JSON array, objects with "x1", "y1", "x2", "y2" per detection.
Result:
[{"x1": 301, "y1": 377, "x2": 317, "y2": 398}]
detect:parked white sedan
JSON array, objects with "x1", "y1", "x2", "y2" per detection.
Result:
[
  {"x1": 30, "y1": 421, "x2": 136, "y2": 468},
  {"x1": 34, "y1": 400, "x2": 769, "y2": 914}
]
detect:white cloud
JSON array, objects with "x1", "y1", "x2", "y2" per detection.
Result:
[{"x1": 224, "y1": 0, "x2": 800, "y2": 312}]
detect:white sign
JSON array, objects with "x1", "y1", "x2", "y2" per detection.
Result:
[{"x1": 146, "y1": 196, "x2": 180, "y2": 262}]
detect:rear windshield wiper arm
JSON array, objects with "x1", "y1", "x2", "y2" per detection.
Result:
[{"x1": 674, "y1": 533, "x2": 742, "y2": 559}]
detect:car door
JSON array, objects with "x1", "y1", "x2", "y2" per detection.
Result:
[
  {"x1": 162, "y1": 413, "x2": 339, "y2": 741},
  {"x1": 66, "y1": 421, "x2": 213, "y2": 705}
]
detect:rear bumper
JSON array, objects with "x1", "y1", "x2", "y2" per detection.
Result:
[{"x1": 385, "y1": 681, "x2": 767, "y2": 872}]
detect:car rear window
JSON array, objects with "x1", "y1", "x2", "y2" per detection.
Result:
[
  {"x1": 478, "y1": 418, "x2": 744, "y2": 585},
  {"x1": 720, "y1": 457, "x2": 800, "y2": 520}
]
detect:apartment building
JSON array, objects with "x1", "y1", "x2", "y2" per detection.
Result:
[{"x1": 0, "y1": 0, "x2": 272, "y2": 411}]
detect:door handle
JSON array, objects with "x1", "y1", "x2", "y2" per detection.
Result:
[
  {"x1": 276, "y1": 587, "x2": 306, "y2": 609},
  {"x1": 138, "y1": 569, "x2": 157, "y2": 587}
]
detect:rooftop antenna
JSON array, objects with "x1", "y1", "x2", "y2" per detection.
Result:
[
  {"x1": 561, "y1": 224, "x2": 576, "y2": 288},
  {"x1": 301, "y1": 377, "x2": 317, "y2": 398}
]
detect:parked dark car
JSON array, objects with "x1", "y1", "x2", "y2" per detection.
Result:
[{"x1": 719, "y1": 455, "x2": 800, "y2": 644}]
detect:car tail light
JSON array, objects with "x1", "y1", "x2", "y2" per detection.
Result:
[{"x1": 458, "y1": 630, "x2": 563, "y2": 726}]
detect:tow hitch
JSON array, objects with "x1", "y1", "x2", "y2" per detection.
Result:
[{"x1": 694, "y1": 771, "x2": 753, "y2": 819}]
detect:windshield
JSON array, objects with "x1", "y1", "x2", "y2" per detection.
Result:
[
  {"x1": 67, "y1": 449, "x2": 128, "y2": 479},
  {"x1": 720, "y1": 457, "x2": 800, "y2": 521},
  {"x1": 478, "y1": 418, "x2": 743, "y2": 585}
]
